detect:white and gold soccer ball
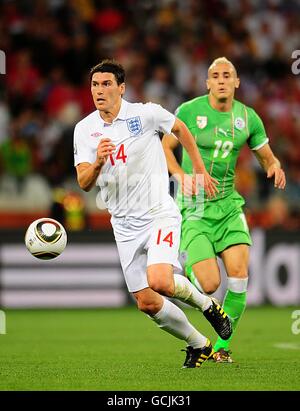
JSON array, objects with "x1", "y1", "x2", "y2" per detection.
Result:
[{"x1": 25, "y1": 218, "x2": 67, "y2": 260}]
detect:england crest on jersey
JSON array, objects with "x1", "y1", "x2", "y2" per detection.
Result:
[
  {"x1": 126, "y1": 116, "x2": 142, "y2": 136},
  {"x1": 196, "y1": 116, "x2": 207, "y2": 129}
]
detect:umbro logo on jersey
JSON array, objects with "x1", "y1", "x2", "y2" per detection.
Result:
[
  {"x1": 127, "y1": 116, "x2": 142, "y2": 136},
  {"x1": 196, "y1": 116, "x2": 207, "y2": 129},
  {"x1": 91, "y1": 132, "x2": 103, "y2": 137}
]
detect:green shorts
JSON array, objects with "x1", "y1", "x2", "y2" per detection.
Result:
[{"x1": 180, "y1": 191, "x2": 252, "y2": 269}]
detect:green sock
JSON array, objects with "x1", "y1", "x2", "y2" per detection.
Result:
[
  {"x1": 214, "y1": 289, "x2": 247, "y2": 351},
  {"x1": 185, "y1": 267, "x2": 203, "y2": 292}
]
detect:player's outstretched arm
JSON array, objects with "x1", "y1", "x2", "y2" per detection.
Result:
[
  {"x1": 76, "y1": 138, "x2": 115, "y2": 192},
  {"x1": 162, "y1": 133, "x2": 195, "y2": 196},
  {"x1": 254, "y1": 143, "x2": 286, "y2": 189},
  {"x1": 164, "y1": 118, "x2": 219, "y2": 198}
]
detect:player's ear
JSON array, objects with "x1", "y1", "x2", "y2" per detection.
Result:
[
  {"x1": 120, "y1": 82, "x2": 125, "y2": 96},
  {"x1": 206, "y1": 79, "x2": 210, "y2": 90},
  {"x1": 235, "y1": 77, "x2": 240, "y2": 89}
]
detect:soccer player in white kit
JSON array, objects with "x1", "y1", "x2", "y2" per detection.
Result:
[{"x1": 74, "y1": 60, "x2": 232, "y2": 368}]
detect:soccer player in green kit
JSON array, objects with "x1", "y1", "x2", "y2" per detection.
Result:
[{"x1": 162, "y1": 57, "x2": 286, "y2": 362}]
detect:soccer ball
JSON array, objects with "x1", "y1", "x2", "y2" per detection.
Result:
[{"x1": 25, "y1": 218, "x2": 67, "y2": 260}]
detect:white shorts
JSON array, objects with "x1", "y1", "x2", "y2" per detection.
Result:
[{"x1": 111, "y1": 214, "x2": 183, "y2": 292}]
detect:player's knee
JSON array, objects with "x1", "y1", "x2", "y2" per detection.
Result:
[
  {"x1": 136, "y1": 298, "x2": 161, "y2": 315},
  {"x1": 148, "y1": 279, "x2": 173, "y2": 297},
  {"x1": 201, "y1": 278, "x2": 221, "y2": 294},
  {"x1": 228, "y1": 267, "x2": 248, "y2": 278}
]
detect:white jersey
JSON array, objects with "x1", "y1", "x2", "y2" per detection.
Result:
[{"x1": 74, "y1": 99, "x2": 180, "y2": 219}]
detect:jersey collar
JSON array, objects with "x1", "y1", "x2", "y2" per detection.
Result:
[{"x1": 116, "y1": 98, "x2": 128, "y2": 121}]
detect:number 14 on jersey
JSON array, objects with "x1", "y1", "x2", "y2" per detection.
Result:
[
  {"x1": 110, "y1": 144, "x2": 127, "y2": 165},
  {"x1": 156, "y1": 229, "x2": 174, "y2": 247}
]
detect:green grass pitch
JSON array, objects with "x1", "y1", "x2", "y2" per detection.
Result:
[{"x1": 0, "y1": 306, "x2": 299, "y2": 391}]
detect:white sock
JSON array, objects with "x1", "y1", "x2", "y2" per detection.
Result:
[
  {"x1": 151, "y1": 297, "x2": 207, "y2": 348},
  {"x1": 227, "y1": 277, "x2": 248, "y2": 293},
  {"x1": 173, "y1": 274, "x2": 212, "y2": 311}
]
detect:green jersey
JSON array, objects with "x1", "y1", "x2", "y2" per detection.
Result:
[{"x1": 176, "y1": 95, "x2": 268, "y2": 206}]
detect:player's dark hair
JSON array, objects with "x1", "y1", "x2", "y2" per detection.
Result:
[{"x1": 90, "y1": 59, "x2": 125, "y2": 84}]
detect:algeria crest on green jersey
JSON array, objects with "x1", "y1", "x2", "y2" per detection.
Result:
[{"x1": 196, "y1": 115, "x2": 207, "y2": 129}]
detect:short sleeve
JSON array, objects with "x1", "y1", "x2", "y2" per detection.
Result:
[
  {"x1": 73, "y1": 124, "x2": 95, "y2": 166},
  {"x1": 148, "y1": 103, "x2": 176, "y2": 134},
  {"x1": 174, "y1": 102, "x2": 195, "y2": 129},
  {"x1": 247, "y1": 108, "x2": 269, "y2": 150},
  {"x1": 175, "y1": 104, "x2": 185, "y2": 121}
]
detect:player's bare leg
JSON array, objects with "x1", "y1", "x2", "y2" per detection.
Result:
[{"x1": 191, "y1": 258, "x2": 221, "y2": 295}]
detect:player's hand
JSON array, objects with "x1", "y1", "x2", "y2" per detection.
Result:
[
  {"x1": 179, "y1": 174, "x2": 195, "y2": 196},
  {"x1": 194, "y1": 171, "x2": 219, "y2": 199},
  {"x1": 96, "y1": 138, "x2": 116, "y2": 166},
  {"x1": 267, "y1": 164, "x2": 286, "y2": 189}
]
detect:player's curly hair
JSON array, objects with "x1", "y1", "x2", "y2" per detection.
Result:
[{"x1": 90, "y1": 59, "x2": 125, "y2": 84}]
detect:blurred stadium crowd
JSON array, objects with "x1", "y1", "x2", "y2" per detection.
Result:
[{"x1": 0, "y1": 0, "x2": 299, "y2": 230}]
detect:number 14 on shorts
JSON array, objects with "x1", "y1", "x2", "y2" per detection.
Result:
[{"x1": 156, "y1": 229, "x2": 174, "y2": 247}]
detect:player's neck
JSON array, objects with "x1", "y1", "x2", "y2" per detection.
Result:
[
  {"x1": 99, "y1": 99, "x2": 122, "y2": 124},
  {"x1": 208, "y1": 94, "x2": 233, "y2": 112}
]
